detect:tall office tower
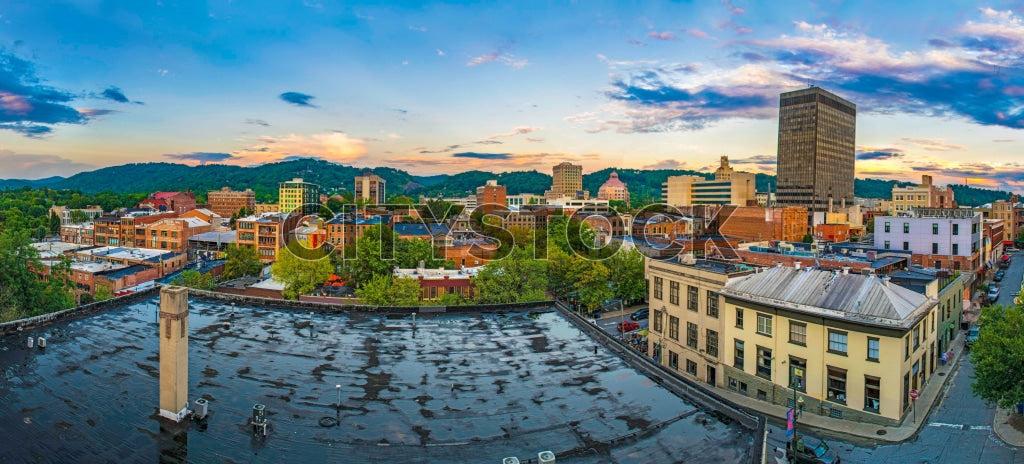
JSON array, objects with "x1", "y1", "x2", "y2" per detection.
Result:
[
  {"x1": 354, "y1": 173, "x2": 387, "y2": 204},
  {"x1": 278, "y1": 178, "x2": 321, "y2": 215},
  {"x1": 545, "y1": 162, "x2": 585, "y2": 200},
  {"x1": 776, "y1": 87, "x2": 856, "y2": 217}
]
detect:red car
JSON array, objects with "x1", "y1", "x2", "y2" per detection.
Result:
[{"x1": 616, "y1": 321, "x2": 640, "y2": 332}]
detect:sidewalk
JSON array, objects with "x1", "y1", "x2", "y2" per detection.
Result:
[
  {"x1": 993, "y1": 409, "x2": 1024, "y2": 446},
  {"x1": 715, "y1": 330, "x2": 969, "y2": 443}
]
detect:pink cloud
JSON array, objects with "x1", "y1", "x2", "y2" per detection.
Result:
[
  {"x1": 647, "y1": 31, "x2": 677, "y2": 41},
  {"x1": 0, "y1": 91, "x2": 32, "y2": 115}
]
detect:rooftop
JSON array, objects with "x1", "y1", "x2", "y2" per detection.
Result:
[
  {"x1": 393, "y1": 266, "x2": 481, "y2": 279},
  {"x1": 188, "y1": 231, "x2": 238, "y2": 244},
  {"x1": 720, "y1": 266, "x2": 935, "y2": 328},
  {"x1": 31, "y1": 241, "x2": 91, "y2": 258},
  {"x1": 70, "y1": 260, "x2": 128, "y2": 273},
  {"x1": 78, "y1": 246, "x2": 179, "y2": 262},
  {"x1": 0, "y1": 297, "x2": 754, "y2": 463}
]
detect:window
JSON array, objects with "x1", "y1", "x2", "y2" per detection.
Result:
[
  {"x1": 952, "y1": 243, "x2": 959, "y2": 255},
  {"x1": 687, "y1": 285, "x2": 698, "y2": 311},
  {"x1": 653, "y1": 277, "x2": 663, "y2": 300},
  {"x1": 669, "y1": 351, "x2": 678, "y2": 369},
  {"x1": 884, "y1": 240, "x2": 890, "y2": 250},
  {"x1": 903, "y1": 373, "x2": 910, "y2": 411},
  {"x1": 789, "y1": 357, "x2": 807, "y2": 392},
  {"x1": 734, "y1": 340, "x2": 745, "y2": 369},
  {"x1": 756, "y1": 313, "x2": 772, "y2": 336},
  {"x1": 735, "y1": 307, "x2": 744, "y2": 329},
  {"x1": 865, "y1": 376, "x2": 881, "y2": 413},
  {"x1": 932, "y1": 223, "x2": 939, "y2": 235},
  {"x1": 706, "y1": 291, "x2": 719, "y2": 318},
  {"x1": 685, "y1": 359, "x2": 697, "y2": 375},
  {"x1": 653, "y1": 310, "x2": 663, "y2": 333},
  {"x1": 867, "y1": 337, "x2": 880, "y2": 361},
  {"x1": 932, "y1": 243, "x2": 939, "y2": 254},
  {"x1": 669, "y1": 281, "x2": 680, "y2": 305},
  {"x1": 706, "y1": 329, "x2": 719, "y2": 358},
  {"x1": 903, "y1": 241, "x2": 909, "y2": 251},
  {"x1": 903, "y1": 223, "x2": 910, "y2": 233},
  {"x1": 789, "y1": 321, "x2": 807, "y2": 345},
  {"x1": 952, "y1": 223, "x2": 959, "y2": 235},
  {"x1": 756, "y1": 346, "x2": 772, "y2": 379},
  {"x1": 827, "y1": 366, "x2": 847, "y2": 404},
  {"x1": 686, "y1": 322, "x2": 698, "y2": 349},
  {"x1": 884, "y1": 222, "x2": 891, "y2": 233},
  {"x1": 828, "y1": 330, "x2": 848, "y2": 355},
  {"x1": 913, "y1": 326, "x2": 921, "y2": 350},
  {"x1": 669, "y1": 316, "x2": 680, "y2": 341},
  {"x1": 931, "y1": 312, "x2": 936, "y2": 332},
  {"x1": 904, "y1": 336, "x2": 910, "y2": 360}
]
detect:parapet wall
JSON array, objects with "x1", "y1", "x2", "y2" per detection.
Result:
[
  {"x1": 0, "y1": 286, "x2": 159, "y2": 336},
  {"x1": 189, "y1": 289, "x2": 555, "y2": 314}
]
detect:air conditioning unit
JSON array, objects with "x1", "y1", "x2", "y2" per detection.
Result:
[
  {"x1": 193, "y1": 398, "x2": 209, "y2": 420},
  {"x1": 538, "y1": 451, "x2": 556, "y2": 463},
  {"x1": 502, "y1": 458, "x2": 520, "y2": 464}
]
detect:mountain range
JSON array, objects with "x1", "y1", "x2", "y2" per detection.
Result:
[{"x1": 0, "y1": 159, "x2": 1016, "y2": 207}]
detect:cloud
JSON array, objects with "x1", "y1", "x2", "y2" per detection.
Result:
[
  {"x1": 475, "y1": 140, "x2": 503, "y2": 145},
  {"x1": 163, "y1": 152, "x2": 236, "y2": 164},
  {"x1": 419, "y1": 144, "x2": 462, "y2": 154},
  {"x1": 728, "y1": 155, "x2": 778, "y2": 167},
  {"x1": 483, "y1": 126, "x2": 541, "y2": 140},
  {"x1": 0, "y1": 50, "x2": 89, "y2": 136},
  {"x1": 628, "y1": 39, "x2": 647, "y2": 46},
  {"x1": 466, "y1": 42, "x2": 529, "y2": 69},
  {"x1": 408, "y1": 25, "x2": 428, "y2": 32},
  {"x1": 100, "y1": 86, "x2": 134, "y2": 104},
  {"x1": 525, "y1": 137, "x2": 544, "y2": 143},
  {"x1": 233, "y1": 132, "x2": 368, "y2": 165},
  {"x1": 642, "y1": 159, "x2": 688, "y2": 170},
  {"x1": 722, "y1": 0, "x2": 746, "y2": 15},
  {"x1": 856, "y1": 150, "x2": 905, "y2": 160},
  {"x1": 245, "y1": 118, "x2": 270, "y2": 126},
  {"x1": 0, "y1": 150, "x2": 97, "y2": 178},
  {"x1": 993, "y1": 139, "x2": 1017, "y2": 142},
  {"x1": 437, "y1": 49, "x2": 445, "y2": 56},
  {"x1": 279, "y1": 91, "x2": 317, "y2": 107},
  {"x1": 900, "y1": 137, "x2": 966, "y2": 151},
  {"x1": 687, "y1": 29, "x2": 710, "y2": 39},
  {"x1": 281, "y1": 155, "x2": 325, "y2": 162},
  {"x1": 77, "y1": 108, "x2": 118, "y2": 117},
  {"x1": 452, "y1": 152, "x2": 512, "y2": 160},
  {"x1": 647, "y1": 31, "x2": 677, "y2": 41}
]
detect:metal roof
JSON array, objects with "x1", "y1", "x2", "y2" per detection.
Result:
[{"x1": 720, "y1": 266, "x2": 935, "y2": 328}]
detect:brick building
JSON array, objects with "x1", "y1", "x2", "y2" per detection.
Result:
[
  {"x1": 475, "y1": 180, "x2": 507, "y2": 214},
  {"x1": 713, "y1": 206, "x2": 809, "y2": 243},
  {"x1": 207, "y1": 187, "x2": 256, "y2": 217},
  {"x1": 139, "y1": 191, "x2": 197, "y2": 214}
]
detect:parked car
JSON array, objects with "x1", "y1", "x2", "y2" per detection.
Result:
[
  {"x1": 994, "y1": 270, "x2": 1005, "y2": 282},
  {"x1": 616, "y1": 320, "x2": 640, "y2": 332},
  {"x1": 787, "y1": 435, "x2": 841, "y2": 464},
  {"x1": 966, "y1": 326, "x2": 980, "y2": 348},
  {"x1": 630, "y1": 308, "x2": 649, "y2": 321},
  {"x1": 988, "y1": 285, "x2": 1000, "y2": 301}
]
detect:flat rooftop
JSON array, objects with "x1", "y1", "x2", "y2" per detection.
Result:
[{"x1": 0, "y1": 297, "x2": 754, "y2": 463}]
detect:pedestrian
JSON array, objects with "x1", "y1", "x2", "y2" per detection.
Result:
[
  {"x1": 947, "y1": 348, "x2": 954, "y2": 361},
  {"x1": 940, "y1": 351, "x2": 947, "y2": 366}
]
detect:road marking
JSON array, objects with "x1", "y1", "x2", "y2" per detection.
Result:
[{"x1": 927, "y1": 422, "x2": 991, "y2": 431}]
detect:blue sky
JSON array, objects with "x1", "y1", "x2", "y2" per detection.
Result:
[{"x1": 1, "y1": 1, "x2": 1023, "y2": 192}]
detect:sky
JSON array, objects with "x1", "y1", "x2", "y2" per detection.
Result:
[{"x1": 1, "y1": 1, "x2": 1024, "y2": 192}]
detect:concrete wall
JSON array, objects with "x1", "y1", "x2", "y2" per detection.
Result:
[{"x1": 188, "y1": 288, "x2": 555, "y2": 314}]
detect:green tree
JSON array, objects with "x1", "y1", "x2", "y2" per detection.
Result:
[
  {"x1": 48, "y1": 211, "x2": 61, "y2": 234},
  {"x1": 347, "y1": 225, "x2": 398, "y2": 286},
  {"x1": 971, "y1": 303, "x2": 1024, "y2": 409},
  {"x1": 473, "y1": 246, "x2": 547, "y2": 304},
  {"x1": 576, "y1": 259, "x2": 614, "y2": 312},
  {"x1": 171, "y1": 269, "x2": 216, "y2": 290},
  {"x1": 394, "y1": 237, "x2": 449, "y2": 269},
  {"x1": 222, "y1": 244, "x2": 263, "y2": 280},
  {"x1": 437, "y1": 291, "x2": 465, "y2": 306},
  {"x1": 69, "y1": 209, "x2": 89, "y2": 224},
  {"x1": 355, "y1": 274, "x2": 422, "y2": 306},
  {"x1": 94, "y1": 285, "x2": 115, "y2": 302},
  {"x1": 607, "y1": 247, "x2": 647, "y2": 304},
  {"x1": 546, "y1": 248, "x2": 577, "y2": 298},
  {"x1": 271, "y1": 247, "x2": 333, "y2": 299},
  {"x1": 802, "y1": 234, "x2": 814, "y2": 243}
]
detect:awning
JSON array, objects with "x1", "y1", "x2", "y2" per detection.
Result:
[{"x1": 638, "y1": 329, "x2": 649, "y2": 337}]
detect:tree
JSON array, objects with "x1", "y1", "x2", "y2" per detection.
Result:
[
  {"x1": 347, "y1": 225, "x2": 399, "y2": 286},
  {"x1": 802, "y1": 234, "x2": 814, "y2": 243},
  {"x1": 394, "y1": 237, "x2": 449, "y2": 269},
  {"x1": 69, "y1": 209, "x2": 89, "y2": 224},
  {"x1": 437, "y1": 291, "x2": 465, "y2": 306},
  {"x1": 271, "y1": 247, "x2": 333, "y2": 299},
  {"x1": 171, "y1": 269, "x2": 216, "y2": 290},
  {"x1": 970, "y1": 303, "x2": 1024, "y2": 409},
  {"x1": 575, "y1": 260, "x2": 613, "y2": 312},
  {"x1": 607, "y1": 247, "x2": 647, "y2": 304},
  {"x1": 94, "y1": 285, "x2": 115, "y2": 302},
  {"x1": 222, "y1": 244, "x2": 263, "y2": 280},
  {"x1": 48, "y1": 211, "x2": 61, "y2": 234},
  {"x1": 355, "y1": 274, "x2": 422, "y2": 306},
  {"x1": 473, "y1": 246, "x2": 547, "y2": 304}
]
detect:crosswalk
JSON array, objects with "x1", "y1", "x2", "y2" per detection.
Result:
[{"x1": 927, "y1": 422, "x2": 992, "y2": 431}]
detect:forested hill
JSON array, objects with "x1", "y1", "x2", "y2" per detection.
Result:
[{"x1": 0, "y1": 160, "x2": 1017, "y2": 206}]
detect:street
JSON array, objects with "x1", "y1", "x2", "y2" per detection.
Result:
[
  {"x1": 594, "y1": 305, "x2": 649, "y2": 339},
  {"x1": 993, "y1": 249, "x2": 1024, "y2": 307}
]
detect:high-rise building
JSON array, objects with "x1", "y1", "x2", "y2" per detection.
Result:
[
  {"x1": 597, "y1": 172, "x2": 630, "y2": 204},
  {"x1": 475, "y1": 180, "x2": 507, "y2": 214},
  {"x1": 662, "y1": 156, "x2": 756, "y2": 206},
  {"x1": 207, "y1": 187, "x2": 256, "y2": 217},
  {"x1": 354, "y1": 173, "x2": 386, "y2": 204},
  {"x1": 545, "y1": 162, "x2": 585, "y2": 200},
  {"x1": 278, "y1": 178, "x2": 321, "y2": 215},
  {"x1": 776, "y1": 87, "x2": 856, "y2": 216}
]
